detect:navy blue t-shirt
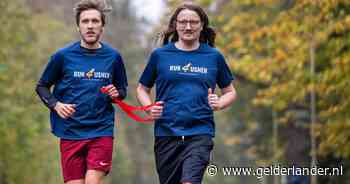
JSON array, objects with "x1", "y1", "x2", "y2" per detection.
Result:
[
  {"x1": 139, "y1": 43, "x2": 233, "y2": 137},
  {"x1": 38, "y1": 41, "x2": 128, "y2": 140}
]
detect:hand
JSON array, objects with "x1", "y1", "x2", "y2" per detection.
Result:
[
  {"x1": 54, "y1": 102, "x2": 76, "y2": 119},
  {"x1": 208, "y1": 88, "x2": 221, "y2": 111},
  {"x1": 103, "y1": 84, "x2": 119, "y2": 99},
  {"x1": 148, "y1": 101, "x2": 164, "y2": 120}
]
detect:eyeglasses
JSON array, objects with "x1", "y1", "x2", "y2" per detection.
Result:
[{"x1": 176, "y1": 19, "x2": 201, "y2": 27}]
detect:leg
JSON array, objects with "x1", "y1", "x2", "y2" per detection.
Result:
[
  {"x1": 154, "y1": 137, "x2": 184, "y2": 184},
  {"x1": 60, "y1": 139, "x2": 89, "y2": 183},
  {"x1": 86, "y1": 137, "x2": 114, "y2": 184},
  {"x1": 181, "y1": 135, "x2": 213, "y2": 184},
  {"x1": 85, "y1": 170, "x2": 105, "y2": 184},
  {"x1": 66, "y1": 179, "x2": 85, "y2": 184}
]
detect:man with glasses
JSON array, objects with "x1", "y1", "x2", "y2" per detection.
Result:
[{"x1": 137, "y1": 3, "x2": 237, "y2": 184}]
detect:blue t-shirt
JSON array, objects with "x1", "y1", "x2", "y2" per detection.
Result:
[
  {"x1": 139, "y1": 43, "x2": 233, "y2": 137},
  {"x1": 39, "y1": 41, "x2": 128, "y2": 140}
]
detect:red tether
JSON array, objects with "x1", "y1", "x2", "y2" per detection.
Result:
[{"x1": 100, "y1": 87, "x2": 160, "y2": 124}]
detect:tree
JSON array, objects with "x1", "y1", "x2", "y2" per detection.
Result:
[
  {"x1": 0, "y1": 0, "x2": 73, "y2": 183},
  {"x1": 206, "y1": 0, "x2": 350, "y2": 183}
]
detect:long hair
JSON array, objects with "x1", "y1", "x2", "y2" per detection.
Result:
[{"x1": 162, "y1": 4, "x2": 216, "y2": 47}]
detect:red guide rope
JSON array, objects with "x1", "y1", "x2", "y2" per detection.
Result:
[{"x1": 100, "y1": 87, "x2": 161, "y2": 123}]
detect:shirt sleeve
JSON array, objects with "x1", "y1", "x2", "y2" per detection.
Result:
[
  {"x1": 113, "y1": 54, "x2": 128, "y2": 100},
  {"x1": 139, "y1": 51, "x2": 158, "y2": 88},
  {"x1": 216, "y1": 52, "x2": 234, "y2": 88},
  {"x1": 35, "y1": 52, "x2": 63, "y2": 109}
]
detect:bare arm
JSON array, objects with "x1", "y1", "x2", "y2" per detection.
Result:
[
  {"x1": 136, "y1": 83, "x2": 163, "y2": 119},
  {"x1": 136, "y1": 83, "x2": 153, "y2": 106},
  {"x1": 219, "y1": 83, "x2": 237, "y2": 110},
  {"x1": 208, "y1": 83, "x2": 237, "y2": 111}
]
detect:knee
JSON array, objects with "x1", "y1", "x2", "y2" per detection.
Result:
[
  {"x1": 85, "y1": 170, "x2": 105, "y2": 184},
  {"x1": 85, "y1": 180, "x2": 101, "y2": 184},
  {"x1": 85, "y1": 177, "x2": 102, "y2": 184}
]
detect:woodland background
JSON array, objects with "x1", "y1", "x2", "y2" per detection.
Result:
[{"x1": 0, "y1": 0, "x2": 349, "y2": 183}]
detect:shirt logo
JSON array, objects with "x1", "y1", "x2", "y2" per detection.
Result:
[
  {"x1": 170, "y1": 62, "x2": 208, "y2": 75},
  {"x1": 86, "y1": 69, "x2": 95, "y2": 79},
  {"x1": 182, "y1": 63, "x2": 192, "y2": 72},
  {"x1": 74, "y1": 68, "x2": 110, "y2": 80}
]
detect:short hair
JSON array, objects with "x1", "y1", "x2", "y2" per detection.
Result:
[{"x1": 74, "y1": 0, "x2": 107, "y2": 26}]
